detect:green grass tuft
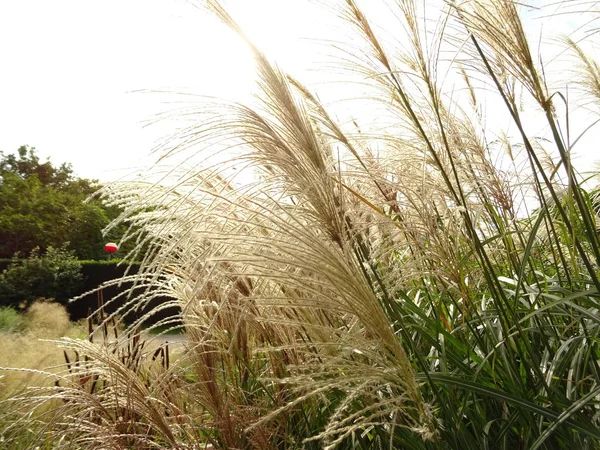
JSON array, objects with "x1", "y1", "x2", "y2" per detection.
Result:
[{"x1": 0, "y1": 307, "x2": 25, "y2": 333}]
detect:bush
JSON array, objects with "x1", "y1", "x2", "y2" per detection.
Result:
[
  {"x1": 0, "y1": 246, "x2": 83, "y2": 309},
  {"x1": 0, "y1": 259, "x2": 11, "y2": 273},
  {"x1": 0, "y1": 307, "x2": 25, "y2": 332}
]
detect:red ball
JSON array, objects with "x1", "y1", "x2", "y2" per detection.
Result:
[{"x1": 104, "y1": 242, "x2": 118, "y2": 253}]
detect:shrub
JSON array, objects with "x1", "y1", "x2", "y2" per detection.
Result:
[{"x1": 0, "y1": 246, "x2": 83, "y2": 309}]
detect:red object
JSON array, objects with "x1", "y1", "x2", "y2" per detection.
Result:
[{"x1": 104, "y1": 242, "x2": 118, "y2": 253}]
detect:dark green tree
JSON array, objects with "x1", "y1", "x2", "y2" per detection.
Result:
[
  {"x1": 0, "y1": 146, "x2": 127, "y2": 260},
  {"x1": 0, "y1": 145, "x2": 75, "y2": 189}
]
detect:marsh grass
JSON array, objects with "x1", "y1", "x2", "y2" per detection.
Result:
[{"x1": 4, "y1": 0, "x2": 600, "y2": 448}]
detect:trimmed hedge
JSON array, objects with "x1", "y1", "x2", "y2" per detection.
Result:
[
  {"x1": 0, "y1": 259, "x2": 180, "y2": 325},
  {"x1": 72, "y1": 261, "x2": 181, "y2": 325}
]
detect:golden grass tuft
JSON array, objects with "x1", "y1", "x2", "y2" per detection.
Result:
[
  {"x1": 0, "y1": 301, "x2": 86, "y2": 398},
  {"x1": 24, "y1": 300, "x2": 73, "y2": 338}
]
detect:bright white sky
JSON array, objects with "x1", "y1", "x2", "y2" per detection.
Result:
[
  {"x1": 0, "y1": 0, "x2": 598, "y2": 181},
  {"x1": 0, "y1": 0, "x2": 307, "y2": 181}
]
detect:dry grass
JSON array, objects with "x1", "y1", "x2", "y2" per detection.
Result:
[
  {"x1": 24, "y1": 300, "x2": 73, "y2": 338},
  {"x1": 0, "y1": 301, "x2": 86, "y2": 397}
]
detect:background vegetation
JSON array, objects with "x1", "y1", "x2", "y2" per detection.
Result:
[
  {"x1": 0, "y1": 246, "x2": 83, "y2": 309},
  {"x1": 0, "y1": 145, "x2": 154, "y2": 316},
  {"x1": 0, "y1": 145, "x2": 129, "y2": 260}
]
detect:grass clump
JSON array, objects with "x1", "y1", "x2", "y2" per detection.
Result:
[
  {"x1": 0, "y1": 301, "x2": 87, "y2": 448},
  {"x1": 24, "y1": 300, "x2": 73, "y2": 338},
  {"x1": 4, "y1": 1, "x2": 600, "y2": 449},
  {"x1": 0, "y1": 301, "x2": 85, "y2": 396},
  {"x1": 0, "y1": 307, "x2": 25, "y2": 333}
]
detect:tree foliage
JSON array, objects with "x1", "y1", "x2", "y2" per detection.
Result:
[
  {"x1": 0, "y1": 145, "x2": 75, "y2": 189},
  {"x1": 0, "y1": 146, "x2": 126, "y2": 260}
]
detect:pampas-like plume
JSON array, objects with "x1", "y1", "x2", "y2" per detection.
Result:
[
  {"x1": 452, "y1": 0, "x2": 548, "y2": 106},
  {"x1": 562, "y1": 36, "x2": 600, "y2": 108}
]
